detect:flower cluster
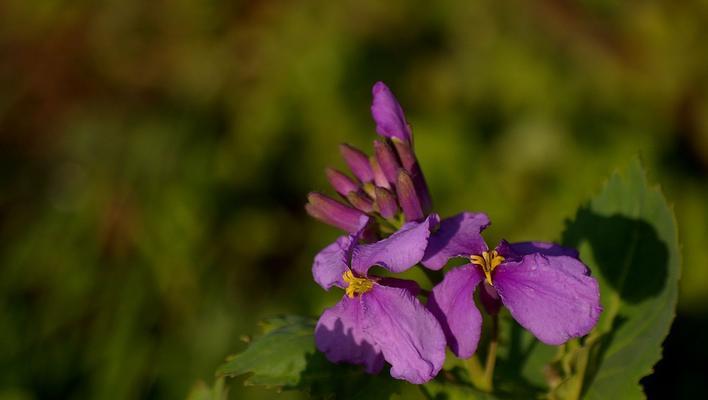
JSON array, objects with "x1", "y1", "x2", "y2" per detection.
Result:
[
  {"x1": 306, "y1": 82, "x2": 602, "y2": 384},
  {"x1": 306, "y1": 82, "x2": 432, "y2": 236}
]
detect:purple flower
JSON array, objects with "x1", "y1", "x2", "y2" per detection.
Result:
[
  {"x1": 313, "y1": 216, "x2": 446, "y2": 384},
  {"x1": 306, "y1": 82, "x2": 432, "y2": 237},
  {"x1": 371, "y1": 82, "x2": 432, "y2": 214},
  {"x1": 305, "y1": 192, "x2": 371, "y2": 233},
  {"x1": 422, "y1": 212, "x2": 602, "y2": 358},
  {"x1": 371, "y1": 82, "x2": 412, "y2": 143}
]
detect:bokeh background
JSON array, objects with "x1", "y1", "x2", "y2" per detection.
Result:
[{"x1": 1, "y1": 1, "x2": 707, "y2": 399}]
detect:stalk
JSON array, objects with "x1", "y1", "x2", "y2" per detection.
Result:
[{"x1": 482, "y1": 313, "x2": 499, "y2": 391}]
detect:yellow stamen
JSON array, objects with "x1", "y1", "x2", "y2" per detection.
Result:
[
  {"x1": 470, "y1": 250, "x2": 505, "y2": 286},
  {"x1": 343, "y1": 270, "x2": 374, "y2": 298}
]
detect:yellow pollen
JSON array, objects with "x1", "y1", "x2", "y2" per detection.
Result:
[
  {"x1": 343, "y1": 270, "x2": 374, "y2": 298},
  {"x1": 470, "y1": 250, "x2": 505, "y2": 286}
]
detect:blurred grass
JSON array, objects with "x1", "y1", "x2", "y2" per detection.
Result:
[{"x1": 1, "y1": 0, "x2": 707, "y2": 399}]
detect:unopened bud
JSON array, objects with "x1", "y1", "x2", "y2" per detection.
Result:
[
  {"x1": 306, "y1": 192, "x2": 370, "y2": 233},
  {"x1": 395, "y1": 170, "x2": 424, "y2": 222}
]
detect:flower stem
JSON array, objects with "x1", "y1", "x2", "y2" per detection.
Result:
[
  {"x1": 482, "y1": 313, "x2": 499, "y2": 391},
  {"x1": 421, "y1": 267, "x2": 444, "y2": 286},
  {"x1": 465, "y1": 355, "x2": 487, "y2": 389},
  {"x1": 465, "y1": 313, "x2": 499, "y2": 392},
  {"x1": 567, "y1": 345, "x2": 590, "y2": 400},
  {"x1": 567, "y1": 331, "x2": 600, "y2": 400}
]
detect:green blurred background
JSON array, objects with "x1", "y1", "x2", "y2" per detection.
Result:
[{"x1": 1, "y1": 1, "x2": 707, "y2": 399}]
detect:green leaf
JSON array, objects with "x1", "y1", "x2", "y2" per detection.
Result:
[
  {"x1": 561, "y1": 158, "x2": 680, "y2": 399},
  {"x1": 217, "y1": 315, "x2": 402, "y2": 399},
  {"x1": 217, "y1": 316, "x2": 315, "y2": 387}
]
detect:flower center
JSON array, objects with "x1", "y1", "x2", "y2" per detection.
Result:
[
  {"x1": 343, "y1": 270, "x2": 374, "y2": 298},
  {"x1": 470, "y1": 250, "x2": 505, "y2": 286}
]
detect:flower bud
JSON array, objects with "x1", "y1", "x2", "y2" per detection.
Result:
[
  {"x1": 371, "y1": 81, "x2": 412, "y2": 143},
  {"x1": 395, "y1": 170, "x2": 424, "y2": 222},
  {"x1": 374, "y1": 187, "x2": 398, "y2": 219},
  {"x1": 373, "y1": 140, "x2": 401, "y2": 185},
  {"x1": 346, "y1": 191, "x2": 375, "y2": 213},
  {"x1": 369, "y1": 156, "x2": 390, "y2": 189},
  {"x1": 326, "y1": 168, "x2": 358, "y2": 196},
  {"x1": 306, "y1": 192, "x2": 370, "y2": 233},
  {"x1": 392, "y1": 138, "x2": 432, "y2": 214},
  {"x1": 339, "y1": 144, "x2": 374, "y2": 183}
]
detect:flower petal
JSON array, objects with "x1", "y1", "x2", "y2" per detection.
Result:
[
  {"x1": 422, "y1": 212, "x2": 491, "y2": 270},
  {"x1": 496, "y1": 240, "x2": 587, "y2": 275},
  {"x1": 351, "y1": 215, "x2": 434, "y2": 275},
  {"x1": 371, "y1": 82, "x2": 412, "y2": 142},
  {"x1": 498, "y1": 240, "x2": 579, "y2": 259},
  {"x1": 363, "y1": 285, "x2": 446, "y2": 383},
  {"x1": 427, "y1": 265, "x2": 484, "y2": 358},
  {"x1": 377, "y1": 277, "x2": 421, "y2": 296},
  {"x1": 494, "y1": 254, "x2": 602, "y2": 345},
  {"x1": 312, "y1": 235, "x2": 354, "y2": 290},
  {"x1": 315, "y1": 295, "x2": 384, "y2": 373}
]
